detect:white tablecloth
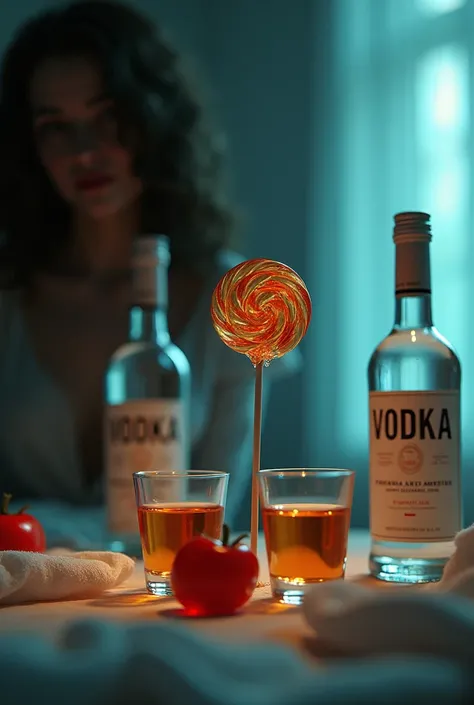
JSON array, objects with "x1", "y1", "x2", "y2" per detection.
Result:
[
  {"x1": 0, "y1": 530, "x2": 372, "y2": 658},
  {"x1": 2, "y1": 530, "x2": 473, "y2": 705}
]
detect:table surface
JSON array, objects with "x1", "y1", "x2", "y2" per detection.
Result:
[{"x1": 0, "y1": 530, "x2": 389, "y2": 663}]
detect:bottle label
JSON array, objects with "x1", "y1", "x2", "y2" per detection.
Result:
[
  {"x1": 106, "y1": 399, "x2": 187, "y2": 534},
  {"x1": 369, "y1": 390, "x2": 461, "y2": 542}
]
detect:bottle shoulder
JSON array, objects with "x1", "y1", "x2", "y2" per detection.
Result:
[
  {"x1": 370, "y1": 326, "x2": 459, "y2": 363},
  {"x1": 107, "y1": 340, "x2": 191, "y2": 376},
  {"x1": 368, "y1": 325, "x2": 461, "y2": 391}
]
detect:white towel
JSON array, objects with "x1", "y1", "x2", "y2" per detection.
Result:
[
  {"x1": 0, "y1": 550, "x2": 135, "y2": 605},
  {"x1": 436, "y1": 523, "x2": 474, "y2": 592},
  {"x1": 303, "y1": 523, "x2": 474, "y2": 663}
]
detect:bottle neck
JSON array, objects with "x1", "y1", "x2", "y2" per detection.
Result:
[
  {"x1": 130, "y1": 306, "x2": 170, "y2": 346},
  {"x1": 393, "y1": 239, "x2": 433, "y2": 329},
  {"x1": 129, "y1": 261, "x2": 170, "y2": 345},
  {"x1": 394, "y1": 295, "x2": 433, "y2": 329}
]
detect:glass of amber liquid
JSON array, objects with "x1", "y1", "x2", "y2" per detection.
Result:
[
  {"x1": 258, "y1": 468, "x2": 355, "y2": 604},
  {"x1": 133, "y1": 470, "x2": 229, "y2": 596}
]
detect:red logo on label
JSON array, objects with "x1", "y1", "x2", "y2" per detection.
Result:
[{"x1": 398, "y1": 444, "x2": 423, "y2": 475}]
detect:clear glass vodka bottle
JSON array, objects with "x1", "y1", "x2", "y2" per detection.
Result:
[
  {"x1": 368, "y1": 212, "x2": 461, "y2": 583},
  {"x1": 105, "y1": 235, "x2": 191, "y2": 555}
]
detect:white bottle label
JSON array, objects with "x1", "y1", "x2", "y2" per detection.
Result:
[
  {"x1": 106, "y1": 399, "x2": 186, "y2": 534},
  {"x1": 369, "y1": 390, "x2": 461, "y2": 542}
]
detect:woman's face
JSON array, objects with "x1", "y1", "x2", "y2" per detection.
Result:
[{"x1": 29, "y1": 55, "x2": 141, "y2": 220}]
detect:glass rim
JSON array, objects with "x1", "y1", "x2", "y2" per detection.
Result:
[
  {"x1": 133, "y1": 470, "x2": 229, "y2": 480},
  {"x1": 258, "y1": 468, "x2": 355, "y2": 479}
]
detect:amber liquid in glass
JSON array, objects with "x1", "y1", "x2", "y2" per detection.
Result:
[
  {"x1": 262, "y1": 504, "x2": 351, "y2": 583},
  {"x1": 138, "y1": 503, "x2": 224, "y2": 577}
]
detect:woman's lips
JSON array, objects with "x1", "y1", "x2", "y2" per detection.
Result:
[{"x1": 75, "y1": 174, "x2": 114, "y2": 192}]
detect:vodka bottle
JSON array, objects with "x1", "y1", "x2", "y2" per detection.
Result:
[
  {"x1": 105, "y1": 235, "x2": 191, "y2": 554},
  {"x1": 368, "y1": 212, "x2": 461, "y2": 583}
]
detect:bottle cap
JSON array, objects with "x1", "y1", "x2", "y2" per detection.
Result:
[
  {"x1": 131, "y1": 235, "x2": 169, "y2": 308},
  {"x1": 393, "y1": 212, "x2": 431, "y2": 243}
]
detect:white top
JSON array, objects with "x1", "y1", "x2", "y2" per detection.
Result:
[{"x1": 0, "y1": 250, "x2": 301, "y2": 525}]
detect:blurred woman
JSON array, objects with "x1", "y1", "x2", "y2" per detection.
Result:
[{"x1": 0, "y1": 0, "x2": 299, "y2": 540}]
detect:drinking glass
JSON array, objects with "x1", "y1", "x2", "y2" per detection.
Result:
[
  {"x1": 258, "y1": 468, "x2": 355, "y2": 604},
  {"x1": 133, "y1": 470, "x2": 229, "y2": 595}
]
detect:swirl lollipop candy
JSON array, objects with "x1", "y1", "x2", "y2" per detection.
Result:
[
  {"x1": 211, "y1": 258, "x2": 312, "y2": 366},
  {"x1": 211, "y1": 258, "x2": 312, "y2": 556}
]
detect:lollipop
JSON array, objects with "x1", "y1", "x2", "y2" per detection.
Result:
[
  {"x1": 211, "y1": 258, "x2": 311, "y2": 366},
  {"x1": 211, "y1": 258, "x2": 312, "y2": 555}
]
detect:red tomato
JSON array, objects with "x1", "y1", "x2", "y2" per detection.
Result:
[
  {"x1": 0, "y1": 493, "x2": 46, "y2": 552},
  {"x1": 171, "y1": 525, "x2": 259, "y2": 616}
]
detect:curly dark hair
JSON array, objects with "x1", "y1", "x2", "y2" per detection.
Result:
[{"x1": 0, "y1": 0, "x2": 234, "y2": 286}]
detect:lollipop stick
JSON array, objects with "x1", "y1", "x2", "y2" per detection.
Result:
[{"x1": 251, "y1": 361, "x2": 263, "y2": 556}]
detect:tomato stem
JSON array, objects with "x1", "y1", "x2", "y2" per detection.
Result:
[
  {"x1": 230, "y1": 533, "x2": 249, "y2": 548},
  {"x1": 222, "y1": 524, "x2": 230, "y2": 546},
  {"x1": 220, "y1": 525, "x2": 250, "y2": 548},
  {"x1": 1, "y1": 492, "x2": 12, "y2": 515},
  {"x1": 0, "y1": 493, "x2": 29, "y2": 515}
]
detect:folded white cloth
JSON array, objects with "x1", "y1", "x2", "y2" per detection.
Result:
[
  {"x1": 436, "y1": 523, "x2": 474, "y2": 593},
  {"x1": 0, "y1": 618, "x2": 472, "y2": 705},
  {"x1": 0, "y1": 550, "x2": 134, "y2": 605},
  {"x1": 303, "y1": 523, "x2": 474, "y2": 663}
]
